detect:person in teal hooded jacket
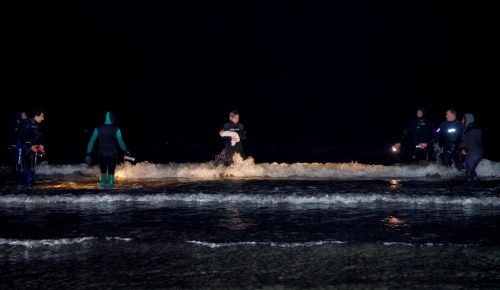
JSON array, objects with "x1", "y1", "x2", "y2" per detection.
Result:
[{"x1": 86, "y1": 112, "x2": 130, "y2": 188}]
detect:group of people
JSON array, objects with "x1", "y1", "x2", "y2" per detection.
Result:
[
  {"x1": 5, "y1": 107, "x2": 482, "y2": 190},
  {"x1": 393, "y1": 108, "x2": 483, "y2": 182},
  {"x1": 5, "y1": 109, "x2": 246, "y2": 189}
]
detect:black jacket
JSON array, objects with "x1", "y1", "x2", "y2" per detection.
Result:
[
  {"x1": 459, "y1": 122, "x2": 482, "y2": 155},
  {"x1": 432, "y1": 120, "x2": 464, "y2": 145},
  {"x1": 19, "y1": 119, "x2": 43, "y2": 146},
  {"x1": 401, "y1": 117, "x2": 435, "y2": 145},
  {"x1": 96, "y1": 124, "x2": 119, "y2": 155}
]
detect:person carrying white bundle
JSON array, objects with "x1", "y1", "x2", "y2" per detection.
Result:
[{"x1": 218, "y1": 110, "x2": 247, "y2": 165}]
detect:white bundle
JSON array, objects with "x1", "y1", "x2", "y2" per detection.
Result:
[{"x1": 221, "y1": 131, "x2": 240, "y2": 146}]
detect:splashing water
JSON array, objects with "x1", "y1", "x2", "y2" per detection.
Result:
[{"x1": 28, "y1": 157, "x2": 500, "y2": 180}]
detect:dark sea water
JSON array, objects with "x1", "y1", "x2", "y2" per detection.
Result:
[{"x1": 1, "y1": 159, "x2": 500, "y2": 289}]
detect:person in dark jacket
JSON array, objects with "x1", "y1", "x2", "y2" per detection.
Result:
[
  {"x1": 218, "y1": 110, "x2": 247, "y2": 166},
  {"x1": 393, "y1": 108, "x2": 435, "y2": 162},
  {"x1": 432, "y1": 108, "x2": 464, "y2": 169},
  {"x1": 6, "y1": 111, "x2": 27, "y2": 154},
  {"x1": 459, "y1": 113, "x2": 483, "y2": 182},
  {"x1": 6, "y1": 111, "x2": 27, "y2": 177},
  {"x1": 17, "y1": 109, "x2": 45, "y2": 189},
  {"x1": 86, "y1": 112, "x2": 131, "y2": 188}
]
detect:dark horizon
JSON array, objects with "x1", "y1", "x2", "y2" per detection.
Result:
[{"x1": 2, "y1": 1, "x2": 498, "y2": 164}]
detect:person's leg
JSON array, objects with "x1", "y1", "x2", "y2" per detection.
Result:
[
  {"x1": 25, "y1": 151, "x2": 35, "y2": 190},
  {"x1": 441, "y1": 149, "x2": 452, "y2": 167},
  {"x1": 408, "y1": 145, "x2": 419, "y2": 162},
  {"x1": 421, "y1": 146, "x2": 430, "y2": 161},
  {"x1": 465, "y1": 152, "x2": 482, "y2": 181},
  {"x1": 452, "y1": 150, "x2": 464, "y2": 171},
  {"x1": 224, "y1": 144, "x2": 234, "y2": 166},
  {"x1": 15, "y1": 143, "x2": 25, "y2": 188},
  {"x1": 107, "y1": 156, "x2": 117, "y2": 188},
  {"x1": 236, "y1": 143, "x2": 246, "y2": 159},
  {"x1": 98, "y1": 154, "x2": 108, "y2": 187}
]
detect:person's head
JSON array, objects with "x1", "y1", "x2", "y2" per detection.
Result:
[
  {"x1": 105, "y1": 111, "x2": 115, "y2": 124},
  {"x1": 16, "y1": 111, "x2": 27, "y2": 122},
  {"x1": 229, "y1": 110, "x2": 240, "y2": 124},
  {"x1": 416, "y1": 108, "x2": 426, "y2": 118},
  {"x1": 463, "y1": 113, "x2": 475, "y2": 127},
  {"x1": 32, "y1": 108, "x2": 45, "y2": 124},
  {"x1": 445, "y1": 108, "x2": 457, "y2": 122}
]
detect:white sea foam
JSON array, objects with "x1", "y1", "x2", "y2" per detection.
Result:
[
  {"x1": 0, "y1": 237, "x2": 132, "y2": 248},
  {"x1": 187, "y1": 240, "x2": 346, "y2": 248},
  {"x1": 187, "y1": 240, "x2": 466, "y2": 248},
  {"x1": 1, "y1": 193, "x2": 498, "y2": 206},
  {"x1": 31, "y1": 158, "x2": 500, "y2": 180}
]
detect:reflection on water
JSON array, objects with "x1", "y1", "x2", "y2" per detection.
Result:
[
  {"x1": 384, "y1": 215, "x2": 406, "y2": 226},
  {"x1": 220, "y1": 208, "x2": 254, "y2": 231},
  {"x1": 0, "y1": 178, "x2": 499, "y2": 289},
  {"x1": 389, "y1": 179, "x2": 401, "y2": 188}
]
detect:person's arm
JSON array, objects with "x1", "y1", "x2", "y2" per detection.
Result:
[
  {"x1": 86, "y1": 128, "x2": 98, "y2": 154},
  {"x1": 459, "y1": 129, "x2": 469, "y2": 155},
  {"x1": 429, "y1": 123, "x2": 442, "y2": 145},
  {"x1": 394, "y1": 122, "x2": 410, "y2": 149},
  {"x1": 116, "y1": 128, "x2": 128, "y2": 152},
  {"x1": 220, "y1": 124, "x2": 232, "y2": 142},
  {"x1": 238, "y1": 124, "x2": 247, "y2": 141}
]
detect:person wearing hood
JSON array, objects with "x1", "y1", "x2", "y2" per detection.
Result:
[
  {"x1": 459, "y1": 113, "x2": 483, "y2": 182},
  {"x1": 17, "y1": 109, "x2": 45, "y2": 189},
  {"x1": 218, "y1": 110, "x2": 247, "y2": 166},
  {"x1": 393, "y1": 108, "x2": 435, "y2": 162},
  {"x1": 432, "y1": 108, "x2": 465, "y2": 169},
  {"x1": 86, "y1": 112, "x2": 131, "y2": 188}
]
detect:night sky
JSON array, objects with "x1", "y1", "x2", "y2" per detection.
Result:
[{"x1": 2, "y1": 1, "x2": 498, "y2": 164}]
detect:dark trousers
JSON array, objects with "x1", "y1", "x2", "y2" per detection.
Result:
[
  {"x1": 224, "y1": 143, "x2": 245, "y2": 166},
  {"x1": 441, "y1": 143, "x2": 463, "y2": 170},
  {"x1": 16, "y1": 143, "x2": 36, "y2": 188},
  {"x1": 99, "y1": 153, "x2": 117, "y2": 175},
  {"x1": 464, "y1": 151, "x2": 482, "y2": 181}
]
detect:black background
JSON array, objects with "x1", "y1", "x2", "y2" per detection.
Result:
[{"x1": 2, "y1": 1, "x2": 498, "y2": 164}]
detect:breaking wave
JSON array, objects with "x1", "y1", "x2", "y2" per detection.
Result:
[
  {"x1": 0, "y1": 237, "x2": 132, "y2": 248},
  {"x1": 30, "y1": 158, "x2": 500, "y2": 180},
  {"x1": 1, "y1": 193, "x2": 499, "y2": 206}
]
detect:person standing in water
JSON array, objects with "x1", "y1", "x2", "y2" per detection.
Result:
[
  {"x1": 459, "y1": 113, "x2": 483, "y2": 182},
  {"x1": 393, "y1": 108, "x2": 435, "y2": 162},
  {"x1": 432, "y1": 108, "x2": 465, "y2": 170},
  {"x1": 17, "y1": 109, "x2": 45, "y2": 189},
  {"x1": 219, "y1": 110, "x2": 247, "y2": 166},
  {"x1": 6, "y1": 111, "x2": 27, "y2": 178},
  {"x1": 86, "y1": 111, "x2": 131, "y2": 188}
]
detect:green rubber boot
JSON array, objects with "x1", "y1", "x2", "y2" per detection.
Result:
[
  {"x1": 99, "y1": 173, "x2": 107, "y2": 187},
  {"x1": 108, "y1": 175, "x2": 115, "y2": 188}
]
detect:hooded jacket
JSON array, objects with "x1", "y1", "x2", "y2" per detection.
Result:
[
  {"x1": 87, "y1": 112, "x2": 127, "y2": 156},
  {"x1": 459, "y1": 113, "x2": 482, "y2": 155}
]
